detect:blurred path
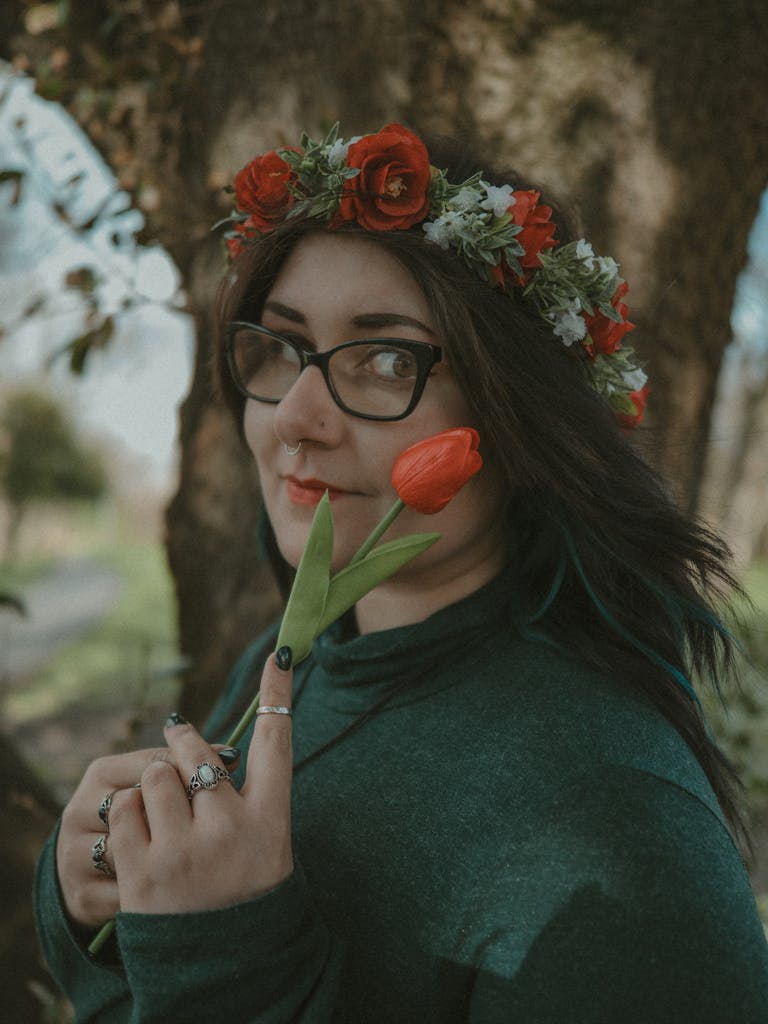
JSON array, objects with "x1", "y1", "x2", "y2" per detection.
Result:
[{"x1": 0, "y1": 556, "x2": 123, "y2": 683}]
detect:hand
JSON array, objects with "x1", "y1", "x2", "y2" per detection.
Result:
[
  {"x1": 57, "y1": 749, "x2": 183, "y2": 930},
  {"x1": 56, "y1": 737, "x2": 242, "y2": 930},
  {"x1": 109, "y1": 652, "x2": 294, "y2": 915}
]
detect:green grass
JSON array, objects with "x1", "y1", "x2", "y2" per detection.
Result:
[
  {"x1": 4, "y1": 505, "x2": 182, "y2": 726},
  {"x1": 702, "y1": 562, "x2": 768, "y2": 786}
]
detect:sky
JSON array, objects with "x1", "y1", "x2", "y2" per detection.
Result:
[{"x1": 0, "y1": 62, "x2": 192, "y2": 496}]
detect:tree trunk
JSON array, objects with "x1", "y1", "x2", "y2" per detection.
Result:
[{"x1": 0, "y1": 735, "x2": 62, "y2": 1021}]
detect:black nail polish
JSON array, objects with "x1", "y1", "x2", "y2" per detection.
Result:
[
  {"x1": 218, "y1": 747, "x2": 241, "y2": 765},
  {"x1": 165, "y1": 712, "x2": 188, "y2": 728},
  {"x1": 275, "y1": 645, "x2": 292, "y2": 671}
]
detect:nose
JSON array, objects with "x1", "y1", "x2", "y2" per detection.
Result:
[{"x1": 272, "y1": 363, "x2": 344, "y2": 448}]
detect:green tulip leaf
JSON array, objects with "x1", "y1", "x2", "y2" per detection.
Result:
[
  {"x1": 276, "y1": 491, "x2": 334, "y2": 663},
  {"x1": 316, "y1": 532, "x2": 440, "y2": 636}
]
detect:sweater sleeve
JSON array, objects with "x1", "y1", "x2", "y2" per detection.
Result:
[
  {"x1": 35, "y1": 824, "x2": 345, "y2": 1022},
  {"x1": 34, "y1": 627, "x2": 347, "y2": 1023},
  {"x1": 116, "y1": 863, "x2": 345, "y2": 1023},
  {"x1": 34, "y1": 823, "x2": 133, "y2": 1023},
  {"x1": 465, "y1": 768, "x2": 768, "y2": 1024}
]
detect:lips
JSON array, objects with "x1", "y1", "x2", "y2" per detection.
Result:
[{"x1": 285, "y1": 476, "x2": 349, "y2": 506}]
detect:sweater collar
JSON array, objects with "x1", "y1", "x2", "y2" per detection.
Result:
[{"x1": 297, "y1": 566, "x2": 516, "y2": 712}]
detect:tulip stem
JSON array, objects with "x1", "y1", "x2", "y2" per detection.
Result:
[
  {"x1": 349, "y1": 498, "x2": 405, "y2": 565},
  {"x1": 88, "y1": 919, "x2": 115, "y2": 956}
]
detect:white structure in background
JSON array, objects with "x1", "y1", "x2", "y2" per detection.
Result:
[
  {"x1": 702, "y1": 190, "x2": 768, "y2": 566},
  {"x1": 0, "y1": 62, "x2": 192, "y2": 495}
]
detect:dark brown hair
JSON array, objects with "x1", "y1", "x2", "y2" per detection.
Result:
[{"x1": 213, "y1": 145, "x2": 748, "y2": 850}]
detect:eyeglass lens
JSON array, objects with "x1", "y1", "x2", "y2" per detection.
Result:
[{"x1": 230, "y1": 325, "x2": 428, "y2": 418}]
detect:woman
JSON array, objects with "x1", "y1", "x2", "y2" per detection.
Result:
[{"x1": 36, "y1": 124, "x2": 768, "y2": 1022}]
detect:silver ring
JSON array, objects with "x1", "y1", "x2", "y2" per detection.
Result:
[
  {"x1": 185, "y1": 761, "x2": 232, "y2": 800},
  {"x1": 256, "y1": 705, "x2": 293, "y2": 717},
  {"x1": 91, "y1": 833, "x2": 115, "y2": 876},
  {"x1": 98, "y1": 789, "x2": 119, "y2": 830},
  {"x1": 284, "y1": 441, "x2": 302, "y2": 456}
]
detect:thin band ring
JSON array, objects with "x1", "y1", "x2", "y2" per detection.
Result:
[{"x1": 256, "y1": 705, "x2": 293, "y2": 717}]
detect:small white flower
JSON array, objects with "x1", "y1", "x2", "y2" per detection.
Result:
[
  {"x1": 596, "y1": 256, "x2": 618, "y2": 279},
  {"x1": 451, "y1": 188, "x2": 481, "y2": 212},
  {"x1": 422, "y1": 216, "x2": 455, "y2": 248},
  {"x1": 327, "y1": 139, "x2": 352, "y2": 168},
  {"x1": 553, "y1": 307, "x2": 587, "y2": 346},
  {"x1": 623, "y1": 367, "x2": 648, "y2": 391},
  {"x1": 480, "y1": 184, "x2": 515, "y2": 218},
  {"x1": 576, "y1": 239, "x2": 595, "y2": 263}
]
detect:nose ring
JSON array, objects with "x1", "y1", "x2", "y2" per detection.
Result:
[{"x1": 284, "y1": 441, "x2": 302, "y2": 456}]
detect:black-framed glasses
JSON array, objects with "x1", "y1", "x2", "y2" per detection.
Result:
[{"x1": 225, "y1": 321, "x2": 443, "y2": 422}]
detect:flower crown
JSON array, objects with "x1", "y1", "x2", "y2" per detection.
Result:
[{"x1": 224, "y1": 123, "x2": 648, "y2": 427}]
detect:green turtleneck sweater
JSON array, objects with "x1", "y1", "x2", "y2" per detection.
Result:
[{"x1": 35, "y1": 572, "x2": 768, "y2": 1022}]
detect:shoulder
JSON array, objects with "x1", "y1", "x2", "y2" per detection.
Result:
[{"x1": 461, "y1": 632, "x2": 723, "y2": 815}]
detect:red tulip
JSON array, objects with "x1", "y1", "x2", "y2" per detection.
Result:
[{"x1": 391, "y1": 428, "x2": 483, "y2": 514}]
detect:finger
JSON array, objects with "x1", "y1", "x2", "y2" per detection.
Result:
[
  {"x1": 109, "y1": 785, "x2": 150, "y2": 874},
  {"x1": 212, "y1": 745, "x2": 241, "y2": 768},
  {"x1": 162, "y1": 715, "x2": 236, "y2": 813},
  {"x1": 69, "y1": 748, "x2": 184, "y2": 833},
  {"x1": 56, "y1": 831, "x2": 120, "y2": 928},
  {"x1": 90, "y1": 830, "x2": 118, "y2": 878},
  {"x1": 137, "y1": 758, "x2": 193, "y2": 836},
  {"x1": 241, "y1": 648, "x2": 293, "y2": 807}
]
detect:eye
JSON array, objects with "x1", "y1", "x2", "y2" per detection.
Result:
[{"x1": 364, "y1": 346, "x2": 419, "y2": 381}]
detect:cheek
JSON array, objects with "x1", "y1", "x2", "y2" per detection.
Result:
[{"x1": 242, "y1": 402, "x2": 271, "y2": 469}]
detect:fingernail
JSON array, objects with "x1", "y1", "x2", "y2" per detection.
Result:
[
  {"x1": 165, "y1": 712, "x2": 188, "y2": 728},
  {"x1": 218, "y1": 746, "x2": 240, "y2": 765},
  {"x1": 275, "y1": 645, "x2": 292, "y2": 671}
]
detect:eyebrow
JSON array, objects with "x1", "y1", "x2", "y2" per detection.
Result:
[{"x1": 262, "y1": 301, "x2": 435, "y2": 336}]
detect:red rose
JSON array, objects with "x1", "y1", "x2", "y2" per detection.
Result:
[
  {"x1": 617, "y1": 385, "x2": 649, "y2": 429},
  {"x1": 391, "y1": 428, "x2": 483, "y2": 514},
  {"x1": 233, "y1": 150, "x2": 297, "y2": 230},
  {"x1": 583, "y1": 282, "x2": 635, "y2": 357},
  {"x1": 334, "y1": 124, "x2": 431, "y2": 231}
]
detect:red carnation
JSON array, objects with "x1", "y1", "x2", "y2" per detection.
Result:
[
  {"x1": 334, "y1": 124, "x2": 432, "y2": 231},
  {"x1": 509, "y1": 190, "x2": 557, "y2": 276},
  {"x1": 583, "y1": 282, "x2": 635, "y2": 357},
  {"x1": 617, "y1": 385, "x2": 649, "y2": 429},
  {"x1": 225, "y1": 215, "x2": 262, "y2": 259},
  {"x1": 489, "y1": 190, "x2": 557, "y2": 289},
  {"x1": 391, "y1": 428, "x2": 483, "y2": 515},
  {"x1": 233, "y1": 150, "x2": 298, "y2": 231}
]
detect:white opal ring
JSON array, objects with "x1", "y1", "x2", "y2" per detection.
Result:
[{"x1": 185, "y1": 761, "x2": 232, "y2": 800}]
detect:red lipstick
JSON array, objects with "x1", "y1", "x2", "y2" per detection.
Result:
[{"x1": 285, "y1": 476, "x2": 348, "y2": 506}]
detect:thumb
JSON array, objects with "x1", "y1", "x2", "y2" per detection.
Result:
[{"x1": 241, "y1": 646, "x2": 294, "y2": 804}]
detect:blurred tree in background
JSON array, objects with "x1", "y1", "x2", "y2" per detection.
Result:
[
  {"x1": 0, "y1": 389, "x2": 107, "y2": 558},
  {"x1": 2, "y1": 0, "x2": 766, "y2": 723}
]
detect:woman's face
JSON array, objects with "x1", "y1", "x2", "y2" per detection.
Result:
[{"x1": 243, "y1": 233, "x2": 507, "y2": 584}]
